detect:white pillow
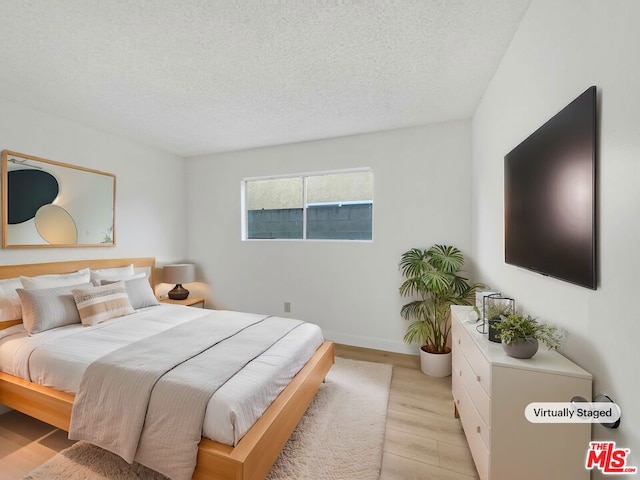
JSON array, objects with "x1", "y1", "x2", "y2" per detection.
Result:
[
  {"x1": 21, "y1": 268, "x2": 91, "y2": 290},
  {"x1": 0, "y1": 323, "x2": 26, "y2": 340},
  {"x1": 89, "y1": 264, "x2": 135, "y2": 285},
  {"x1": 100, "y1": 276, "x2": 159, "y2": 310},
  {"x1": 17, "y1": 283, "x2": 92, "y2": 335},
  {"x1": 72, "y1": 282, "x2": 135, "y2": 326},
  {"x1": 0, "y1": 277, "x2": 23, "y2": 321},
  {"x1": 91, "y1": 271, "x2": 145, "y2": 286}
]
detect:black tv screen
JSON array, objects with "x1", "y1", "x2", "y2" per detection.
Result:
[{"x1": 504, "y1": 86, "x2": 597, "y2": 289}]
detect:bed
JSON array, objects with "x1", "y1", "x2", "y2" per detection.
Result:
[{"x1": 0, "y1": 257, "x2": 335, "y2": 480}]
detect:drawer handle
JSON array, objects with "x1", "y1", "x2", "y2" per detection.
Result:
[
  {"x1": 459, "y1": 370, "x2": 463, "y2": 377},
  {"x1": 456, "y1": 399, "x2": 460, "y2": 405},
  {"x1": 476, "y1": 425, "x2": 481, "y2": 434},
  {"x1": 458, "y1": 339, "x2": 461, "y2": 345},
  {"x1": 476, "y1": 375, "x2": 481, "y2": 382}
]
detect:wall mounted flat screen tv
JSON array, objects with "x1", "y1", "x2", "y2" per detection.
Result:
[{"x1": 504, "y1": 86, "x2": 597, "y2": 289}]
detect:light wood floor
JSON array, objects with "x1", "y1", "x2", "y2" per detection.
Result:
[
  {"x1": 0, "y1": 344, "x2": 478, "y2": 480},
  {"x1": 336, "y1": 344, "x2": 479, "y2": 480}
]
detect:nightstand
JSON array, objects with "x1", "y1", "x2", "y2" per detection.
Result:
[{"x1": 159, "y1": 296, "x2": 205, "y2": 308}]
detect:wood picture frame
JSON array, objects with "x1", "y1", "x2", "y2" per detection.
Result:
[{"x1": 2, "y1": 150, "x2": 116, "y2": 248}]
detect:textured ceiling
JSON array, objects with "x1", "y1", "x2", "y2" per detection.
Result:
[{"x1": 0, "y1": 1, "x2": 530, "y2": 157}]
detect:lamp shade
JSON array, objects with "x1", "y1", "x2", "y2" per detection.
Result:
[{"x1": 163, "y1": 264, "x2": 195, "y2": 285}]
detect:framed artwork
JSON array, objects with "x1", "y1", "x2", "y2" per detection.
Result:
[{"x1": 2, "y1": 150, "x2": 116, "y2": 248}]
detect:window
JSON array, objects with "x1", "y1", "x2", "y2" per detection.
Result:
[{"x1": 242, "y1": 169, "x2": 373, "y2": 241}]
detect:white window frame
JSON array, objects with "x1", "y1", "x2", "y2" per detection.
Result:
[{"x1": 241, "y1": 168, "x2": 373, "y2": 242}]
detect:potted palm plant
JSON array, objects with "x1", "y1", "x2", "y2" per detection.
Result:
[{"x1": 399, "y1": 244, "x2": 482, "y2": 377}]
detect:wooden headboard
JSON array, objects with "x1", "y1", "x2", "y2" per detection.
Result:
[{"x1": 0, "y1": 257, "x2": 156, "y2": 330}]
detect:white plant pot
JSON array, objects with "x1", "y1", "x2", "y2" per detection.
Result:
[{"x1": 419, "y1": 348, "x2": 452, "y2": 377}]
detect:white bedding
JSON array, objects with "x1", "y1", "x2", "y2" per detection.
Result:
[{"x1": 0, "y1": 304, "x2": 324, "y2": 446}]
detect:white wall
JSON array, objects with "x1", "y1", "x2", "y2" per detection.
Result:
[
  {"x1": 0, "y1": 100, "x2": 186, "y2": 414},
  {"x1": 472, "y1": 0, "x2": 640, "y2": 472},
  {"x1": 186, "y1": 122, "x2": 473, "y2": 354},
  {"x1": 0, "y1": 98, "x2": 187, "y2": 266}
]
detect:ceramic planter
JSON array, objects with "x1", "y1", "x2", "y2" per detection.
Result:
[
  {"x1": 503, "y1": 337, "x2": 539, "y2": 359},
  {"x1": 420, "y1": 347, "x2": 452, "y2": 377}
]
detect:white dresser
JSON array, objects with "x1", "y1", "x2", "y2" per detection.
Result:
[{"x1": 451, "y1": 306, "x2": 592, "y2": 480}]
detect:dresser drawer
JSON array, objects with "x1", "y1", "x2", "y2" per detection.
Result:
[
  {"x1": 453, "y1": 318, "x2": 491, "y2": 395},
  {"x1": 452, "y1": 374, "x2": 490, "y2": 480},
  {"x1": 453, "y1": 346, "x2": 490, "y2": 426}
]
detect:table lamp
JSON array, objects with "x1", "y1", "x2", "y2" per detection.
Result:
[{"x1": 163, "y1": 263, "x2": 195, "y2": 300}]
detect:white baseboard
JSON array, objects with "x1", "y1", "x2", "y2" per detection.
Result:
[{"x1": 322, "y1": 330, "x2": 418, "y2": 355}]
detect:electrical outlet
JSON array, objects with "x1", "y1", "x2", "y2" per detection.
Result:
[{"x1": 284, "y1": 302, "x2": 291, "y2": 313}]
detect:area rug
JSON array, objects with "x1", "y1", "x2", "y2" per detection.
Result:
[{"x1": 23, "y1": 357, "x2": 392, "y2": 480}]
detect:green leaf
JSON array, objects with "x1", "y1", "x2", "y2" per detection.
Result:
[
  {"x1": 399, "y1": 248, "x2": 428, "y2": 278},
  {"x1": 426, "y1": 245, "x2": 463, "y2": 273},
  {"x1": 494, "y1": 314, "x2": 562, "y2": 349}
]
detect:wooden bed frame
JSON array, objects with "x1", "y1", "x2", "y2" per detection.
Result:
[{"x1": 0, "y1": 258, "x2": 335, "y2": 480}]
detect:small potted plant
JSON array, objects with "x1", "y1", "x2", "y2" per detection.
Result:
[
  {"x1": 484, "y1": 297, "x2": 514, "y2": 343},
  {"x1": 493, "y1": 313, "x2": 561, "y2": 359},
  {"x1": 399, "y1": 244, "x2": 483, "y2": 376}
]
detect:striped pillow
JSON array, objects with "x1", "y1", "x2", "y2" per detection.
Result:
[
  {"x1": 100, "y1": 276, "x2": 159, "y2": 310},
  {"x1": 0, "y1": 277, "x2": 23, "y2": 322},
  {"x1": 17, "y1": 283, "x2": 92, "y2": 335},
  {"x1": 72, "y1": 282, "x2": 135, "y2": 326}
]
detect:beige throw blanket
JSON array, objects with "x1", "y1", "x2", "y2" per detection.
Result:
[{"x1": 69, "y1": 312, "x2": 303, "y2": 480}]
